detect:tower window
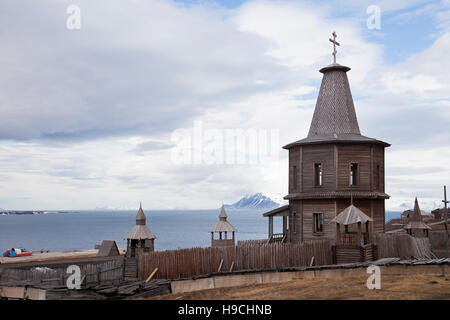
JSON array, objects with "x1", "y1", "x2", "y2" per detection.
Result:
[
  {"x1": 314, "y1": 163, "x2": 323, "y2": 186},
  {"x1": 350, "y1": 163, "x2": 358, "y2": 186},
  {"x1": 313, "y1": 213, "x2": 324, "y2": 233}
]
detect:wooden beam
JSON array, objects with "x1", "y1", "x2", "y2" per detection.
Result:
[{"x1": 145, "y1": 268, "x2": 159, "y2": 283}]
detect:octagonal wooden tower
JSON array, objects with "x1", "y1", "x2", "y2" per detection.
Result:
[{"x1": 266, "y1": 62, "x2": 390, "y2": 245}]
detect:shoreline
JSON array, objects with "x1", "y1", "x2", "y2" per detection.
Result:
[{"x1": 0, "y1": 248, "x2": 126, "y2": 265}]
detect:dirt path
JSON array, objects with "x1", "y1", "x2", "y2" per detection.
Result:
[{"x1": 150, "y1": 274, "x2": 450, "y2": 300}]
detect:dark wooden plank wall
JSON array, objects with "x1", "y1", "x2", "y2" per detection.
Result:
[
  {"x1": 300, "y1": 144, "x2": 336, "y2": 193},
  {"x1": 302, "y1": 199, "x2": 336, "y2": 242},
  {"x1": 372, "y1": 146, "x2": 385, "y2": 192},
  {"x1": 289, "y1": 147, "x2": 300, "y2": 193},
  {"x1": 336, "y1": 144, "x2": 371, "y2": 191},
  {"x1": 372, "y1": 200, "x2": 385, "y2": 233},
  {"x1": 334, "y1": 245, "x2": 377, "y2": 264},
  {"x1": 288, "y1": 200, "x2": 302, "y2": 243},
  {"x1": 335, "y1": 247, "x2": 362, "y2": 264},
  {"x1": 289, "y1": 143, "x2": 386, "y2": 194}
]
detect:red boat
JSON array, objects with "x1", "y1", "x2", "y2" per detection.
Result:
[{"x1": 2, "y1": 248, "x2": 32, "y2": 257}]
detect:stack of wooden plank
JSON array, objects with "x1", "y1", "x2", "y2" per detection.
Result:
[{"x1": 0, "y1": 278, "x2": 171, "y2": 300}]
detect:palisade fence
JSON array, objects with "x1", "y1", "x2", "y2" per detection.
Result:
[
  {"x1": 138, "y1": 241, "x2": 332, "y2": 280},
  {"x1": 375, "y1": 233, "x2": 433, "y2": 259}
]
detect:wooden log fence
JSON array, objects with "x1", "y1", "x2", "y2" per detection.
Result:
[{"x1": 138, "y1": 241, "x2": 332, "y2": 280}]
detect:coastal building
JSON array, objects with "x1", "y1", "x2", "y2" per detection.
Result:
[
  {"x1": 404, "y1": 198, "x2": 431, "y2": 237},
  {"x1": 401, "y1": 208, "x2": 427, "y2": 220},
  {"x1": 125, "y1": 203, "x2": 156, "y2": 258},
  {"x1": 431, "y1": 208, "x2": 449, "y2": 220},
  {"x1": 209, "y1": 206, "x2": 237, "y2": 247},
  {"x1": 264, "y1": 32, "x2": 390, "y2": 245}
]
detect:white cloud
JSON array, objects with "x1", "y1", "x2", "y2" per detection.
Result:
[{"x1": 0, "y1": 0, "x2": 448, "y2": 211}]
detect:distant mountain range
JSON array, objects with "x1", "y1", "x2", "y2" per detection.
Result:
[{"x1": 224, "y1": 193, "x2": 281, "y2": 210}]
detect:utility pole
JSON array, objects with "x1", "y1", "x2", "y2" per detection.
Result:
[{"x1": 443, "y1": 186, "x2": 449, "y2": 255}]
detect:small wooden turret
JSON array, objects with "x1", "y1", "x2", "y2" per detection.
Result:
[
  {"x1": 404, "y1": 198, "x2": 431, "y2": 238},
  {"x1": 125, "y1": 202, "x2": 156, "y2": 258},
  {"x1": 209, "y1": 206, "x2": 237, "y2": 247}
]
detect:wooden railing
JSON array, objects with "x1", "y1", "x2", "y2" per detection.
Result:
[
  {"x1": 270, "y1": 233, "x2": 286, "y2": 243},
  {"x1": 339, "y1": 232, "x2": 370, "y2": 246}
]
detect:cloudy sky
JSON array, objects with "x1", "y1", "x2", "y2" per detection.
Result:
[{"x1": 0, "y1": 0, "x2": 449, "y2": 211}]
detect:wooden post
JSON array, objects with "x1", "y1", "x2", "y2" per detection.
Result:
[
  {"x1": 269, "y1": 216, "x2": 273, "y2": 238},
  {"x1": 283, "y1": 216, "x2": 287, "y2": 236},
  {"x1": 443, "y1": 186, "x2": 449, "y2": 254},
  {"x1": 357, "y1": 222, "x2": 362, "y2": 246},
  {"x1": 336, "y1": 223, "x2": 340, "y2": 245}
]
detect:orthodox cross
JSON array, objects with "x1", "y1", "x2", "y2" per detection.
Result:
[{"x1": 329, "y1": 31, "x2": 340, "y2": 64}]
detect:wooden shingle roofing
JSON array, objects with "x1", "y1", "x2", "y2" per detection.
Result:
[
  {"x1": 284, "y1": 63, "x2": 389, "y2": 149},
  {"x1": 404, "y1": 198, "x2": 431, "y2": 230},
  {"x1": 209, "y1": 206, "x2": 237, "y2": 233},
  {"x1": 126, "y1": 203, "x2": 156, "y2": 240},
  {"x1": 285, "y1": 191, "x2": 390, "y2": 200},
  {"x1": 330, "y1": 204, "x2": 373, "y2": 225}
]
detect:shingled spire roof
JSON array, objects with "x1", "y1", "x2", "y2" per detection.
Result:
[
  {"x1": 126, "y1": 202, "x2": 156, "y2": 240},
  {"x1": 136, "y1": 202, "x2": 146, "y2": 225},
  {"x1": 404, "y1": 197, "x2": 431, "y2": 230},
  {"x1": 308, "y1": 64, "x2": 360, "y2": 136},
  {"x1": 284, "y1": 62, "x2": 390, "y2": 149},
  {"x1": 209, "y1": 205, "x2": 237, "y2": 233}
]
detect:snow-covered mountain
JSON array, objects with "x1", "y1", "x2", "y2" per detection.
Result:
[{"x1": 224, "y1": 193, "x2": 281, "y2": 210}]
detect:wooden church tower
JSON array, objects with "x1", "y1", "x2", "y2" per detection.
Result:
[{"x1": 265, "y1": 32, "x2": 390, "y2": 244}]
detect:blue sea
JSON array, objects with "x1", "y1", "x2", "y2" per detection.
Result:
[{"x1": 0, "y1": 210, "x2": 402, "y2": 252}]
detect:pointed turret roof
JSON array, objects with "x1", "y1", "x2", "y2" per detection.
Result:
[
  {"x1": 284, "y1": 60, "x2": 389, "y2": 149},
  {"x1": 404, "y1": 198, "x2": 431, "y2": 230},
  {"x1": 136, "y1": 202, "x2": 146, "y2": 225},
  {"x1": 126, "y1": 202, "x2": 156, "y2": 240},
  {"x1": 209, "y1": 205, "x2": 237, "y2": 233},
  {"x1": 309, "y1": 63, "x2": 360, "y2": 137},
  {"x1": 219, "y1": 205, "x2": 227, "y2": 220}
]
